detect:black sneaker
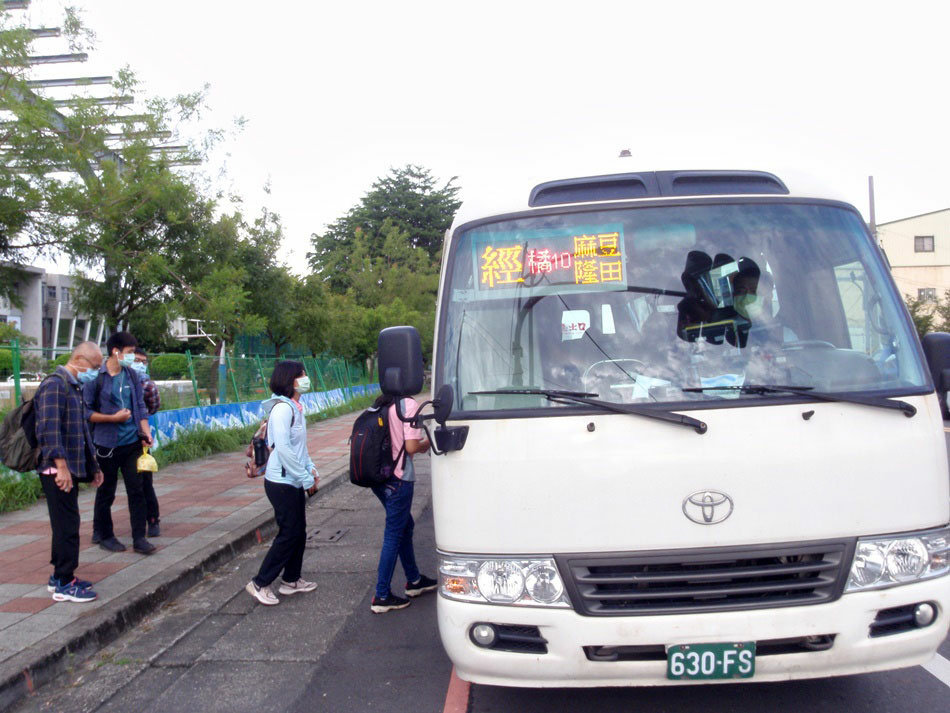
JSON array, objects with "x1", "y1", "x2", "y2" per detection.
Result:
[
  {"x1": 371, "y1": 594, "x2": 411, "y2": 613},
  {"x1": 98, "y1": 537, "x2": 127, "y2": 553},
  {"x1": 147, "y1": 519, "x2": 161, "y2": 538},
  {"x1": 91, "y1": 532, "x2": 102, "y2": 545},
  {"x1": 405, "y1": 575, "x2": 438, "y2": 598},
  {"x1": 133, "y1": 539, "x2": 156, "y2": 555}
]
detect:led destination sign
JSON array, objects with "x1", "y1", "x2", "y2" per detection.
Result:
[{"x1": 471, "y1": 224, "x2": 627, "y2": 299}]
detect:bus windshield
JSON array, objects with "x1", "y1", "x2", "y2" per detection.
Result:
[{"x1": 438, "y1": 202, "x2": 928, "y2": 413}]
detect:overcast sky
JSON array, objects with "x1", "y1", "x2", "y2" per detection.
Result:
[{"x1": 17, "y1": 0, "x2": 950, "y2": 270}]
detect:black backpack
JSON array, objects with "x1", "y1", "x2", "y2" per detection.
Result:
[
  {"x1": 348, "y1": 402, "x2": 405, "y2": 487},
  {"x1": 0, "y1": 372, "x2": 68, "y2": 473}
]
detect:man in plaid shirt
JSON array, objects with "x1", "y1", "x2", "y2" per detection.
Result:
[{"x1": 36, "y1": 342, "x2": 105, "y2": 603}]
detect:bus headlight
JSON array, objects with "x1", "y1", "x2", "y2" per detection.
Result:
[
  {"x1": 439, "y1": 554, "x2": 572, "y2": 608},
  {"x1": 846, "y1": 527, "x2": 950, "y2": 592}
]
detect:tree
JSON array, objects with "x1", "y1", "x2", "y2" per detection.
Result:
[
  {"x1": 904, "y1": 294, "x2": 936, "y2": 340},
  {"x1": 2, "y1": 6, "x2": 242, "y2": 334},
  {"x1": 0, "y1": 321, "x2": 35, "y2": 344},
  {"x1": 0, "y1": 6, "x2": 95, "y2": 304},
  {"x1": 239, "y1": 211, "x2": 301, "y2": 357},
  {"x1": 933, "y1": 290, "x2": 950, "y2": 334},
  {"x1": 308, "y1": 165, "x2": 460, "y2": 292}
]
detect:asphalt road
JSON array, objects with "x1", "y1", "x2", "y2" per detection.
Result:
[{"x1": 11, "y1": 444, "x2": 950, "y2": 713}]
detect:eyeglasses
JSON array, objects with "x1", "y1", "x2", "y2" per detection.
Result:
[{"x1": 75, "y1": 354, "x2": 103, "y2": 369}]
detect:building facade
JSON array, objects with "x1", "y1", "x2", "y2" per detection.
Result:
[
  {"x1": 0, "y1": 263, "x2": 105, "y2": 355},
  {"x1": 877, "y1": 208, "x2": 950, "y2": 304}
]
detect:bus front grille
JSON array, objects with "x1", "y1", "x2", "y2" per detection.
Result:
[{"x1": 556, "y1": 540, "x2": 852, "y2": 616}]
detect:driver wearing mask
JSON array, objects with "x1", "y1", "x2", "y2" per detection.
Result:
[{"x1": 731, "y1": 260, "x2": 796, "y2": 345}]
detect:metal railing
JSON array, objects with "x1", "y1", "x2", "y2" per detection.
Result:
[{"x1": 0, "y1": 340, "x2": 372, "y2": 412}]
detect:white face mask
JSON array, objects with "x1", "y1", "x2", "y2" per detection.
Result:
[
  {"x1": 295, "y1": 376, "x2": 311, "y2": 393},
  {"x1": 735, "y1": 294, "x2": 767, "y2": 321}
]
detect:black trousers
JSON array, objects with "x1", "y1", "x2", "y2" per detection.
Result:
[
  {"x1": 141, "y1": 471, "x2": 160, "y2": 522},
  {"x1": 253, "y1": 479, "x2": 307, "y2": 587},
  {"x1": 94, "y1": 442, "x2": 147, "y2": 541},
  {"x1": 40, "y1": 474, "x2": 80, "y2": 583}
]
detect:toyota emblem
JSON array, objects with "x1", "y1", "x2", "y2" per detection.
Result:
[{"x1": 682, "y1": 490, "x2": 734, "y2": 525}]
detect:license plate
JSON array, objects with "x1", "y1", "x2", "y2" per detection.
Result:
[{"x1": 667, "y1": 642, "x2": 756, "y2": 680}]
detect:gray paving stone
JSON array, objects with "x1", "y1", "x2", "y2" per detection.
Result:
[
  {"x1": 118, "y1": 611, "x2": 210, "y2": 663},
  {"x1": 0, "y1": 534, "x2": 42, "y2": 549},
  {"x1": 153, "y1": 614, "x2": 243, "y2": 667},
  {"x1": 101, "y1": 551, "x2": 142, "y2": 565},
  {"x1": 218, "y1": 588, "x2": 258, "y2": 615},
  {"x1": 163, "y1": 505, "x2": 213, "y2": 518},
  {"x1": 303, "y1": 544, "x2": 379, "y2": 574},
  {"x1": 0, "y1": 611, "x2": 30, "y2": 631},
  {"x1": 144, "y1": 661, "x2": 315, "y2": 713},
  {"x1": 200, "y1": 573, "x2": 365, "y2": 663},
  {"x1": 21, "y1": 585, "x2": 51, "y2": 598},
  {"x1": 78, "y1": 546, "x2": 112, "y2": 563},
  {"x1": 0, "y1": 583, "x2": 36, "y2": 598},
  {"x1": 11, "y1": 657, "x2": 149, "y2": 713},
  {"x1": 92, "y1": 567, "x2": 158, "y2": 600},
  {"x1": 95, "y1": 666, "x2": 187, "y2": 713}
]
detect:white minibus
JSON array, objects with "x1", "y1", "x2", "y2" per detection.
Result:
[{"x1": 378, "y1": 168, "x2": 950, "y2": 686}]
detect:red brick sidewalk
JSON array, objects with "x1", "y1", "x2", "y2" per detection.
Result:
[{"x1": 0, "y1": 412, "x2": 355, "y2": 663}]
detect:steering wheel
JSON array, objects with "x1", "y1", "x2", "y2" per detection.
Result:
[{"x1": 582, "y1": 359, "x2": 647, "y2": 399}]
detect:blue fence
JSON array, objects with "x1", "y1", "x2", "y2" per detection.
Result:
[{"x1": 148, "y1": 384, "x2": 379, "y2": 449}]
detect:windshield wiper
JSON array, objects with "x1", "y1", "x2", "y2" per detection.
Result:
[
  {"x1": 469, "y1": 388, "x2": 708, "y2": 434},
  {"x1": 682, "y1": 384, "x2": 916, "y2": 417}
]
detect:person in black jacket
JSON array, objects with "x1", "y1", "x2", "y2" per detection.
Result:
[
  {"x1": 132, "y1": 348, "x2": 161, "y2": 537},
  {"x1": 84, "y1": 332, "x2": 155, "y2": 555},
  {"x1": 36, "y1": 342, "x2": 104, "y2": 602}
]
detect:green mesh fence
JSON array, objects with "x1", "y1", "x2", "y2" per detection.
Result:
[{"x1": 0, "y1": 340, "x2": 372, "y2": 413}]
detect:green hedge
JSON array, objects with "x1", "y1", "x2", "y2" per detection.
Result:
[
  {"x1": 150, "y1": 353, "x2": 189, "y2": 380},
  {"x1": 0, "y1": 349, "x2": 11, "y2": 376}
]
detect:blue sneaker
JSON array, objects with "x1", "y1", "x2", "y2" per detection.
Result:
[
  {"x1": 52, "y1": 578, "x2": 97, "y2": 603},
  {"x1": 47, "y1": 576, "x2": 93, "y2": 593}
]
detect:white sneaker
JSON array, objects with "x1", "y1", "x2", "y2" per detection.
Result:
[
  {"x1": 278, "y1": 578, "x2": 317, "y2": 595},
  {"x1": 245, "y1": 580, "x2": 279, "y2": 605}
]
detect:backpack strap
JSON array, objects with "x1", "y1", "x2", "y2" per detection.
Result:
[
  {"x1": 382, "y1": 401, "x2": 407, "y2": 471},
  {"x1": 266, "y1": 401, "x2": 296, "y2": 447},
  {"x1": 34, "y1": 370, "x2": 71, "y2": 401}
]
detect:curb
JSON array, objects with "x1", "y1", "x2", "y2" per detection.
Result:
[{"x1": 0, "y1": 464, "x2": 351, "y2": 712}]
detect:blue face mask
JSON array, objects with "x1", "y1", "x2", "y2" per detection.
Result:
[
  {"x1": 131, "y1": 361, "x2": 148, "y2": 376},
  {"x1": 78, "y1": 367, "x2": 100, "y2": 384},
  {"x1": 117, "y1": 352, "x2": 135, "y2": 367}
]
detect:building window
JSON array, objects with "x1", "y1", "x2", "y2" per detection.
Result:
[
  {"x1": 47, "y1": 285, "x2": 57, "y2": 300},
  {"x1": 61, "y1": 286, "x2": 70, "y2": 304},
  {"x1": 919, "y1": 288, "x2": 937, "y2": 303},
  {"x1": 915, "y1": 235, "x2": 935, "y2": 252}
]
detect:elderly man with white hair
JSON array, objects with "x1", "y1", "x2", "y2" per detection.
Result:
[{"x1": 35, "y1": 341, "x2": 105, "y2": 602}]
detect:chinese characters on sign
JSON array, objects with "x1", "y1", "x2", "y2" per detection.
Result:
[
  {"x1": 479, "y1": 245, "x2": 525, "y2": 288},
  {"x1": 477, "y1": 228, "x2": 625, "y2": 294}
]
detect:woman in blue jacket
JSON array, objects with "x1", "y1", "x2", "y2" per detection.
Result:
[{"x1": 246, "y1": 361, "x2": 320, "y2": 605}]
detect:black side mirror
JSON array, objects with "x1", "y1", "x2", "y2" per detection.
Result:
[
  {"x1": 378, "y1": 326, "x2": 424, "y2": 397},
  {"x1": 433, "y1": 384, "x2": 454, "y2": 425},
  {"x1": 921, "y1": 332, "x2": 950, "y2": 419}
]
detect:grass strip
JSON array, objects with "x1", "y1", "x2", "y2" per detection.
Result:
[{"x1": 0, "y1": 472, "x2": 43, "y2": 514}]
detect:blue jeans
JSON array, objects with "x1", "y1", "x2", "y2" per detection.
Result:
[{"x1": 371, "y1": 478, "x2": 420, "y2": 599}]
